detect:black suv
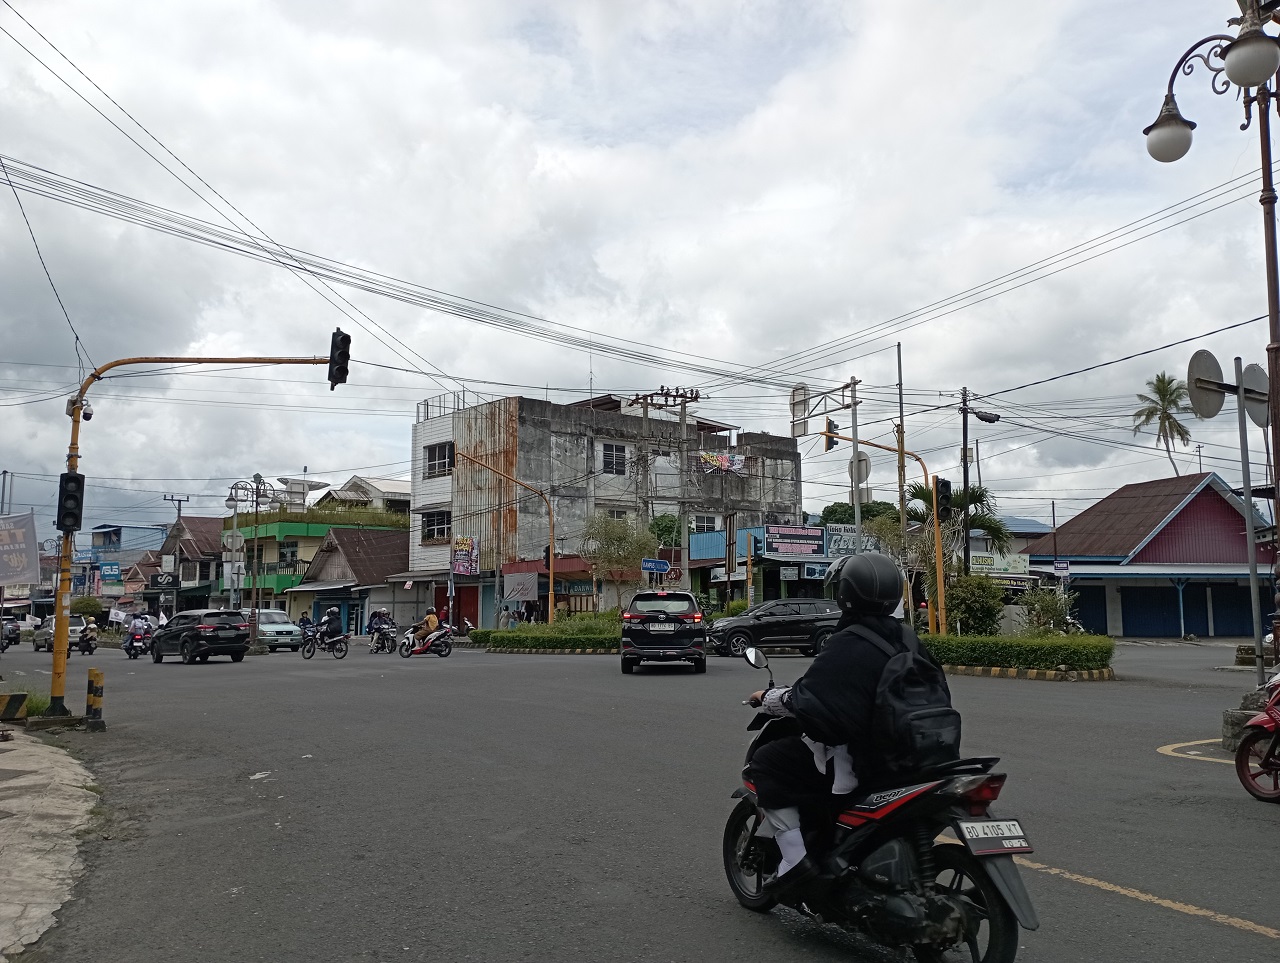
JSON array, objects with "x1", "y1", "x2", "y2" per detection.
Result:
[
  {"x1": 621, "y1": 591, "x2": 707, "y2": 674},
  {"x1": 152, "y1": 609, "x2": 251, "y2": 664},
  {"x1": 709, "y1": 598, "x2": 841, "y2": 657}
]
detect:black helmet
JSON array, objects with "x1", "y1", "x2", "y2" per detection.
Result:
[
  {"x1": 825, "y1": 553, "x2": 903, "y2": 616},
  {"x1": 326, "y1": 607, "x2": 339, "y2": 616}
]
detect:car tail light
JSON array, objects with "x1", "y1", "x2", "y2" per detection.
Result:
[
  {"x1": 237, "y1": 623, "x2": 250, "y2": 630},
  {"x1": 622, "y1": 612, "x2": 640, "y2": 622},
  {"x1": 686, "y1": 613, "x2": 702, "y2": 624},
  {"x1": 196, "y1": 624, "x2": 216, "y2": 631},
  {"x1": 951, "y1": 774, "x2": 1006, "y2": 816}
]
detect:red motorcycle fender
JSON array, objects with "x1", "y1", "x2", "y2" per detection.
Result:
[
  {"x1": 977, "y1": 854, "x2": 1040, "y2": 931},
  {"x1": 1245, "y1": 709, "x2": 1280, "y2": 731}
]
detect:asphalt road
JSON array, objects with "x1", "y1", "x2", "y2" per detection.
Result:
[{"x1": 2, "y1": 640, "x2": 1276, "y2": 962}]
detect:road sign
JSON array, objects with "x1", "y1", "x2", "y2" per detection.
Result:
[
  {"x1": 221, "y1": 530, "x2": 245, "y2": 550},
  {"x1": 149, "y1": 572, "x2": 177, "y2": 589},
  {"x1": 1242, "y1": 363, "x2": 1270, "y2": 428},
  {"x1": 665, "y1": 568, "x2": 682, "y2": 583},
  {"x1": 641, "y1": 558, "x2": 671, "y2": 574},
  {"x1": 789, "y1": 385, "x2": 810, "y2": 438},
  {"x1": 849, "y1": 450, "x2": 871, "y2": 485},
  {"x1": 1187, "y1": 350, "x2": 1226, "y2": 419}
]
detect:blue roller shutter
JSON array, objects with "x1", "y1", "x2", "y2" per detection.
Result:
[
  {"x1": 1071, "y1": 585, "x2": 1107, "y2": 635},
  {"x1": 1120, "y1": 586, "x2": 1181, "y2": 637}
]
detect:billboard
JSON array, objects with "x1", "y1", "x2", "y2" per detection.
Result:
[
  {"x1": 824, "y1": 524, "x2": 881, "y2": 556},
  {"x1": 696, "y1": 452, "x2": 746, "y2": 476},
  {"x1": 972, "y1": 553, "x2": 1030, "y2": 575},
  {"x1": 100, "y1": 562, "x2": 122, "y2": 581},
  {"x1": 451, "y1": 535, "x2": 480, "y2": 576},
  {"x1": 763, "y1": 525, "x2": 825, "y2": 556},
  {"x1": 0, "y1": 511, "x2": 39, "y2": 586}
]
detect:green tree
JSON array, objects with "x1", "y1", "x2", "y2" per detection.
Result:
[
  {"x1": 945, "y1": 575, "x2": 1006, "y2": 635},
  {"x1": 580, "y1": 513, "x2": 660, "y2": 608},
  {"x1": 820, "y1": 500, "x2": 897, "y2": 525},
  {"x1": 648, "y1": 513, "x2": 681, "y2": 548},
  {"x1": 1133, "y1": 371, "x2": 1192, "y2": 475},
  {"x1": 71, "y1": 596, "x2": 103, "y2": 622}
]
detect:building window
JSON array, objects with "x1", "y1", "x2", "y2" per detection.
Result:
[
  {"x1": 424, "y1": 442, "x2": 455, "y2": 479},
  {"x1": 602, "y1": 443, "x2": 627, "y2": 476},
  {"x1": 280, "y1": 541, "x2": 299, "y2": 565},
  {"x1": 607, "y1": 509, "x2": 628, "y2": 521},
  {"x1": 694, "y1": 515, "x2": 718, "y2": 533},
  {"x1": 421, "y1": 510, "x2": 452, "y2": 543}
]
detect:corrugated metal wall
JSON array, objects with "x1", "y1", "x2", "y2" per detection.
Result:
[
  {"x1": 453, "y1": 398, "x2": 519, "y2": 572},
  {"x1": 1131, "y1": 490, "x2": 1276, "y2": 564}
]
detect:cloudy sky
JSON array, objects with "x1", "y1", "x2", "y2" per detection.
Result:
[{"x1": 0, "y1": 0, "x2": 1275, "y2": 539}]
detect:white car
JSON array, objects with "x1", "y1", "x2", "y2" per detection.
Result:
[
  {"x1": 32, "y1": 615, "x2": 85, "y2": 652},
  {"x1": 246, "y1": 609, "x2": 303, "y2": 652}
]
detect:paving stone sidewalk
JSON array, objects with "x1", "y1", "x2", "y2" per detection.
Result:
[{"x1": 0, "y1": 729, "x2": 97, "y2": 960}]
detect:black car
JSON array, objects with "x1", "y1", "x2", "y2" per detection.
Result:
[
  {"x1": 1, "y1": 617, "x2": 19, "y2": 649},
  {"x1": 151, "y1": 609, "x2": 251, "y2": 664},
  {"x1": 620, "y1": 591, "x2": 707, "y2": 674},
  {"x1": 709, "y1": 598, "x2": 841, "y2": 657}
]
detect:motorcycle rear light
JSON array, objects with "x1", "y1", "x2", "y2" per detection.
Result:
[{"x1": 952, "y1": 774, "x2": 1006, "y2": 815}]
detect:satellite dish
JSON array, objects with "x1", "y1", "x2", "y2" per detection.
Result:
[
  {"x1": 1242, "y1": 363, "x2": 1270, "y2": 429},
  {"x1": 1187, "y1": 349, "x2": 1225, "y2": 420}
]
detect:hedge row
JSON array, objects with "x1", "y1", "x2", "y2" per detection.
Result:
[
  {"x1": 920, "y1": 634, "x2": 1114, "y2": 671},
  {"x1": 471, "y1": 629, "x2": 618, "y2": 649}
]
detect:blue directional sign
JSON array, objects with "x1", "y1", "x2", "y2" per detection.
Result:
[{"x1": 640, "y1": 558, "x2": 671, "y2": 574}]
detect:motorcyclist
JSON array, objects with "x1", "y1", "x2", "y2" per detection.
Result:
[
  {"x1": 298, "y1": 613, "x2": 314, "y2": 631},
  {"x1": 319, "y1": 607, "x2": 344, "y2": 642},
  {"x1": 745, "y1": 553, "x2": 932, "y2": 895},
  {"x1": 127, "y1": 613, "x2": 150, "y2": 638},
  {"x1": 366, "y1": 607, "x2": 394, "y2": 635},
  {"x1": 412, "y1": 607, "x2": 443, "y2": 645},
  {"x1": 81, "y1": 617, "x2": 99, "y2": 650}
]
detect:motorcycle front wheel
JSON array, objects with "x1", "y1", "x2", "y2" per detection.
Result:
[
  {"x1": 399, "y1": 640, "x2": 413, "y2": 658},
  {"x1": 1235, "y1": 728, "x2": 1280, "y2": 802},
  {"x1": 301, "y1": 641, "x2": 316, "y2": 660},
  {"x1": 722, "y1": 798, "x2": 777, "y2": 913},
  {"x1": 913, "y1": 844, "x2": 1019, "y2": 963}
]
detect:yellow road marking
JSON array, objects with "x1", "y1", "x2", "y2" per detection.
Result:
[
  {"x1": 1156, "y1": 738, "x2": 1234, "y2": 765},
  {"x1": 1015, "y1": 857, "x2": 1279, "y2": 940}
]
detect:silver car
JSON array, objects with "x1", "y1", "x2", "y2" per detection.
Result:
[
  {"x1": 32, "y1": 615, "x2": 85, "y2": 652},
  {"x1": 249, "y1": 609, "x2": 302, "y2": 652}
]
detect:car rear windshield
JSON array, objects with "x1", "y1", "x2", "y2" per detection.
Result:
[
  {"x1": 203, "y1": 612, "x2": 246, "y2": 624},
  {"x1": 630, "y1": 594, "x2": 698, "y2": 615},
  {"x1": 257, "y1": 611, "x2": 290, "y2": 624}
]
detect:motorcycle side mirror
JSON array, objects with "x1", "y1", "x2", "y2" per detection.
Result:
[{"x1": 744, "y1": 647, "x2": 768, "y2": 669}]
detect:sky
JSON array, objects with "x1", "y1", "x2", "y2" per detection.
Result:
[{"x1": 0, "y1": 0, "x2": 1277, "y2": 542}]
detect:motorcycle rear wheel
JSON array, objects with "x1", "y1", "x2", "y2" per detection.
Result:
[
  {"x1": 913, "y1": 844, "x2": 1019, "y2": 963},
  {"x1": 1235, "y1": 728, "x2": 1280, "y2": 802},
  {"x1": 333, "y1": 640, "x2": 349, "y2": 660},
  {"x1": 436, "y1": 640, "x2": 452, "y2": 657},
  {"x1": 301, "y1": 641, "x2": 316, "y2": 660},
  {"x1": 722, "y1": 798, "x2": 777, "y2": 913}
]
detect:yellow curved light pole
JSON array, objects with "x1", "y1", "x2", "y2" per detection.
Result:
[{"x1": 46, "y1": 354, "x2": 326, "y2": 715}]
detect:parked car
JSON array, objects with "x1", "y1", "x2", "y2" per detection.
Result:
[
  {"x1": 32, "y1": 615, "x2": 85, "y2": 652},
  {"x1": 1, "y1": 616, "x2": 20, "y2": 649},
  {"x1": 708, "y1": 598, "x2": 840, "y2": 657},
  {"x1": 151, "y1": 609, "x2": 251, "y2": 665},
  {"x1": 248, "y1": 609, "x2": 302, "y2": 652},
  {"x1": 620, "y1": 590, "x2": 707, "y2": 674}
]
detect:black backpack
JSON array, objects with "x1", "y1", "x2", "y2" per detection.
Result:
[{"x1": 848, "y1": 624, "x2": 962, "y2": 776}]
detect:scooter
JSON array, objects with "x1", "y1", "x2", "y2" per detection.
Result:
[
  {"x1": 78, "y1": 628, "x2": 99, "y2": 655},
  {"x1": 123, "y1": 630, "x2": 150, "y2": 659},
  {"x1": 723, "y1": 647, "x2": 1038, "y2": 961},
  {"x1": 368, "y1": 623, "x2": 398, "y2": 654},
  {"x1": 1234, "y1": 665, "x2": 1280, "y2": 803},
  {"x1": 399, "y1": 623, "x2": 454, "y2": 658}
]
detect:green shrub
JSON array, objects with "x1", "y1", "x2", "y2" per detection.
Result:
[
  {"x1": 485, "y1": 632, "x2": 618, "y2": 650},
  {"x1": 1019, "y1": 587, "x2": 1079, "y2": 635},
  {"x1": 945, "y1": 575, "x2": 1005, "y2": 636},
  {"x1": 920, "y1": 634, "x2": 1114, "y2": 671}
]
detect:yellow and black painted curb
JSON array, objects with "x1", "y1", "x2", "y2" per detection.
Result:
[
  {"x1": 487, "y1": 647, "x2": 621, "y2": 655},
  {"x1": 0, "y1": 692, "x2": 28, "y2": 720},
  {"x1": 942, "y1": 665, "x2": 1114, "y2": 682}
]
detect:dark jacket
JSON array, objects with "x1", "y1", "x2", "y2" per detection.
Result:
[{"x1": 784, "y1": 613, "x2": 908, "y2": 779}]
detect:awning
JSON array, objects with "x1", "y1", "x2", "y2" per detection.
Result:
[
  {"x1": 385, "y1": 570, "x2": 450, "y2": 583},
  {"x1": 284, "y1": 580, "x2": 356, "y2": 594}
]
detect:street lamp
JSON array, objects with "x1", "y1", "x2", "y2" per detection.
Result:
[
  {"x1": 227, "y1": 476, "x2": 279, "y2": 638},
  {"x1": 1145, "y1": 0, "x2": 1280, "y2": 636}
]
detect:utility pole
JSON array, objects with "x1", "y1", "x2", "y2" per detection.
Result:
[
  {"x1": 957, "y1": 389, "x2": 1000, "y2": 575},
  {"x1": 1196, "y1": 444, "x2": 1204, "y2": 473},
  {"x1": 746, "y1": 533, "x2": 754, "y2": 607},
  {"x1": 850, "y1": 377, "x2": 862, "y2": 552},
  {"x1": 679, "y1": 396, "x2": 691, "y2": 592},
  {"x1": 628, "y1": 386, "x2": 701, "y2": 536},
  {"x1": 163, "y1": 493, "x2": 189, "y2": 520},
  {"x1": 1051, "y1": 500, "x2": 1060, "y2": 593},
  {"x1": 0, "y1": 471, "x2": 8, "y2": 628},
  {"x1": 896, "y1": 343, "x2": 909, "y2": 616}
]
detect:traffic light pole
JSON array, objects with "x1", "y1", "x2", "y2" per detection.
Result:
[
  {"x1": 45, "y1": 353, "x2": 328, "y2": 716},
  {"x1": 820, "y1": 428, "x2": 947, "y2": 634},
  {"x1": 453, "y1": 449, "x2": 556, "y2": 625}
]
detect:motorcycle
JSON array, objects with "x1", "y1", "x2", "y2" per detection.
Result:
[
  {"x1": 399, "y1": 623, "x2": 454, "y2": 658},
  {"x1": 301, "y1": 624, "x2": 349, "y2": 660},
  {"x1": 368, "y1": 623, "x2": 399, "y2": 654},
  {"x1": 78, "y1": 628, "x2": 99, "y2": 656},
  {"x1": 456, "y1": 617, "x2": 476, "y2": 638},
  {"x1": 123, "y1": 630, "x2": 150, "y2": 660},
  {"x1": 1234, "y1": 665, "x2": 1280, "y2": 803},
  {"x1": 724, "y1": 647, "x2": 1038, "y2": 962}
]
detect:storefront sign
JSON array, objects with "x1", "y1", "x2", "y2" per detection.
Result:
[
  {"x1": 824, "y1": 524, "x2": 881, "y2": 556},
  {"x1": 452, "y1": 535, "x2": 480, "y2": 576},
  {"x1": 971, "y1": 553, "x2": 1030, "y2": 575},
  {"x1": 780, "y1": 566, "x2": 799, "y2": 581},
  {"x1": 100, "y1": 562, "x2": 122, "y2": 581},
  {"x1": 764, "y1": 525, "x2": 825, "y2": 556},
  {"x1": 801, "y1": 562, "x2": 829, "y2": 580}
]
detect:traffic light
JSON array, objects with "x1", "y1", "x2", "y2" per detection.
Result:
[
  {"x1": 825, "y1": 418, "x2": 838, "y2": 452},
  {"x1": 936, "y1": 477, "x2": 953, "y2": 522},
  {"x1": 56, "y1": 471, "x2": 85, "y2": 534},
  {"x1": 543, "y1": 544, "x2": 552, "y2": 570},
  {"x1": 327, "y1": 328, "x2": 351, "y2": 390}
]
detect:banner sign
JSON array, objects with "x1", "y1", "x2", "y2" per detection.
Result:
[
  {"x1": 451, "y1": 535, "x2": 480, "y2": 576},
  {"x1": 696, "y1": 452, "x2": 746, "y2": 476},
  {"x1": 100, "y1": 562, "x2": 122, "y2": 581},
  {"x1": 971, "y1": 553, "x2": 1029, "y2": 575},
  {"x1": 824, "y1": 524, "x2": 881, "y2": 556},
  {"x1": 73, "y1": 549, "x2": 95, "y2": 564},
  {"x1": 764, "y1": 525, "x2": 825, "y2": 556},
  {"x1": 801, "y1": 562, "x2": 829, "y2": 580},
  {"x1": 502, "y1": 571, "x2": 538, "y2": 601},
  {"x1": 780, "y1": 566, "x2": 799, "y2": 581},
  {"x1": 0, "y1": 511, "x2": 40, "y2": 586}
]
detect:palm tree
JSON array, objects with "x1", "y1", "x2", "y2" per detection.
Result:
[
  {"x1": 1133, "y1": 372, "x2": 1192, "y2": 475},
  {"x1": 904, "y1": 482, "x2": 1012, "y2": 557}
]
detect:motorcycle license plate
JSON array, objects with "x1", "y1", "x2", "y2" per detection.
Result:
[
  {"x1": 955, "y1": 819, "x2": 1033, "y2": 856},
  {"x1": 648, "y1": 623, "x2": 676, "y2": 632}
]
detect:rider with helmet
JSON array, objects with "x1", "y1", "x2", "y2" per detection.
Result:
[
  {"x1": 745, "y1": 552, "x2": 940, "y2": 895},
  {"x1": 366, "y1": 606, "x2": 394, "y2": 635},
  {"x1": 412, "y1": 606, "x2": 442, "y2": 645},
  {"x1": 319, "y1": 606, "x2": 344, "y2": 642}
]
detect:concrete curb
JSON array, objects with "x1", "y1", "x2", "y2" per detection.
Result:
[
  {"x1": 943, "y1": 665, "x2": 1115, "y2": 682},
  {"x1": 0, "y1": 729, "x2": 98, "y2": 959},
  {"x1": 487, "y1": 647, "x2": 620, "y2": 655},
  {"x1": 19, "y1": 716, "x2": 88, "y2": 731}
]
